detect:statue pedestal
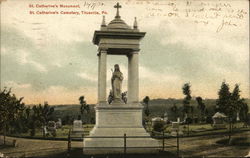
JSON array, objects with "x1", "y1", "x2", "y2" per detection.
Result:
[{"x1": 83, "y1": 104, "x2": 159, "y2": 154}]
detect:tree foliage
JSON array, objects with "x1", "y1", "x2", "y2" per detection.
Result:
[
  {"x1": 29, "y1": 102, "x2": 55, "y2": 136},
  {"x1": 79, "y1": 96, "x2": 91, "y2": 123},
  {"x1": 0, "y1": 88, "x2": 25, "y2": 143},
  {"x1": 0, "y1": 88, "x2": 25, "y2": 127},
  {"x1": 216, "y1": 83, "x2": 245, "y2": 120},
  {"x1": 196, "y1": 96, "x2": 206, "y2": 121},
  {"x1": 170, "y1": 103, "x2": 178, "y2": 120},
  {"x1": 32, "y1": 102, "x2": 54, "y2": 126},
  {"x1": 79, "y1": 96, "x2": 89, "y2": 114},
  {"x1": 143, "y1": 96, "x2": 150, "y2": 117},
  {"x1": 216, "y1": 81, "x2": 231, "y2": 114},
  {"x1": 182, "y1": 83, "x2": 192, "y2": 117}
]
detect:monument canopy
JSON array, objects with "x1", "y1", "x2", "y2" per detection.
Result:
[{"x1": 92, "y1": 3, "x2": 146, "y2": 55}]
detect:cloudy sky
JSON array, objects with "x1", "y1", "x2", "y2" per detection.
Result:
[{"x1": 1, "y1": 0, "x2": 249, "y2": 105}]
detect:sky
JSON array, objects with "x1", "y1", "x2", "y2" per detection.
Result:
[{"x1": 0, "y1": 0, "x2": 249, "y2": 105}]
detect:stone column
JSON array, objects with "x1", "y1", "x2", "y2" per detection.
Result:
[
  {"x1": 127, "y1": 52, "x2": 139, "y2": 104},
  {"x1": 98, "y1": 49, "x2": 107, "y2": 105}
]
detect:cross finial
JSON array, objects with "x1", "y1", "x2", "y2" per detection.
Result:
[
  {"x1": 114, "y1": 2, "x2": 122, "y2": 18},
  {"x1": 101, "y1": 16, "x2": 106, "y2": 27},
  {"x1": 133, "y1": 17, "x2": 138, "y2": 30}
]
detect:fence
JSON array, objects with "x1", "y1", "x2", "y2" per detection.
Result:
[{"x1": 67, "y1": 130, "x2": 180, "y2": 158}]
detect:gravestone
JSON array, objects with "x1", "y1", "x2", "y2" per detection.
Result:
[
  {"x1": 56, "y1": 118, "x2": 62, "y2": 128},
  {"x1": 177, "y1": 117, "x2": 180, "y2": 123},
  {"x1": 163, "y1": 112, "x2": 168, "y2": 122},
  {"x1": 47, "y1": 121, "x2": 56, "y2": 137},
  {"x1": 170, "y1": 122, "x2": 183, "y2": 136},
  {"x1": 43, "y1": 126, "x2": 49, "y2": 137},
  {"x1": 73, "y1": 120, "x2": 84, "y2": 132},
  {"x1": 236, "y1": 112, "x2": 240, "y2": 122}
]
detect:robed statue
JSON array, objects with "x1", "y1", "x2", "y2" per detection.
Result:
[{"x1": 111, "y1": 64, "x2": 123, "y2": 101}]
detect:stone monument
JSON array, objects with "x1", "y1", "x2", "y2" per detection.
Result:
[{"x1": 83, "y1": 3, "x2": 159, "y2": 154}]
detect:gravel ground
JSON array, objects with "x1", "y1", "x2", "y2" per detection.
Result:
[
  {"x1": 171, "y1": 131, "x2": 250, "y2": 157},
  {"x1": 0, "y1": 131, "x2": 249, "y2": 157}
]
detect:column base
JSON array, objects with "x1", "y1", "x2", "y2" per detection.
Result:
[{"x1": 83, "y1": 103, "x2": 160, "y2": 154}]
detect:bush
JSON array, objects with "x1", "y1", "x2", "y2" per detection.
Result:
[
  {"x1": 30, "y1": 129, "x2": 35, "y2": 136},
  {"x1": 206, "y1": 116, "x2": 213, "y2": 124},
  {"x1": 153, "y1": 121, "x2": 165, "y2": 132},
  {"x1": 185, "y1": 117, "x2": 192, "y2": 124}
]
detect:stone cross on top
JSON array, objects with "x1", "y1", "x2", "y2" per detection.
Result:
[{"x1": 114, "y1": 2, "x2": 121, "y2": 18}]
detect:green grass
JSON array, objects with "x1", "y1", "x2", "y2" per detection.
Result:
[
  {"x1": 216, "y1": 137, "x2": 250, "y2": 146},
  {"x1": 147, "y1": 122, "x2": 250, "y2": 137},
  {"x1": 8, "y1": 123, "x2": 250, "y2": 140},
  {"x1": 9, "y1": 124, "x2": 94, "y2": 139}
]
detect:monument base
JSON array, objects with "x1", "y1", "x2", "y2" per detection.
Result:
[{"x1": 83, "y1": 103, "x2": 159, "y2": 154}]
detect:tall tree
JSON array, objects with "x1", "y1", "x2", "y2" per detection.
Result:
[
  {"x1": 143, "y1": 96, "x2": 150, "y2": 117},
  {"x1": 171, "y1": 103, "x2": 178, "y2": 121},
  {"x1": 196, "y1": 96, "x2": 206, "y2": 122},
  {"x1": 182, "y1": 83, "x2": 192, "y2": 135},
  {"x1": 182, "y1": 83, "x2": 192, "y2": 118},
  {"x1": 230, "y1": 84, "x2": 242, "y2": 121},
  {"x1": 79, "y1": 96, "x2": 90, "y2": 123},
  {"x1": 216, "y1": 81, "x2": 231, "y2": 114},
  {"x1": 216, "y1": 82, "x2": 246, "y2": 142},
  {"x1": 30, "y1": 102, "x2": 54, "y2": 137},
  {"x1": 0, "y1": 88, "x2": 25, "y2": 144},
  {"x1": 239, "y1": 101, "x2": 249, "y2": 126},
  {"x1": 41, "y1": 102, "x2": 54, "y2": 125}
]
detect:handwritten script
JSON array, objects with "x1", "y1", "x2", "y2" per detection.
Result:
[{"x1": 125, "y1": 0, "x2": 248, "y2": 33}]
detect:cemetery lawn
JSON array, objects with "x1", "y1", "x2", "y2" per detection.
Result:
[
  {"x1": 7, "y1": 123, "x2": 249, "y2": 140},
  {"x1": 152, "y1": 122, "x2": 249, "y2": 137},
  {"x1": 9, "y1": 124, "x2": 94, "y2": 140}
]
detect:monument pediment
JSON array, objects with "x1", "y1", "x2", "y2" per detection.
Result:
[{"x1": 93, "y1": 31, "x2": 146, "y2": 45}]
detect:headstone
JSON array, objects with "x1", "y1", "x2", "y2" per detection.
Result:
[
  {"x1": 163, "y1": 112, "x2": 168, "y2": 122},
  {"x1": 170, "y1": 122, "x2": 183, "y2": 136},
  {"x1": 56, "y1": 118, "x2": 62, "y2": 128},
  {"x1": 47, "y1": 121, "x2": 56, "y2": 131},
  {"x1": 237, "y1": 112, "x2": 240, "y2": 121},
  {"x1": 72, "y1": 120, "x2": 84, "y2": 137},
  {"x1": 43, "y1": 126, "x2": 49, "y2": 137},
  {"x1": 47, "y1": 121, "x2": 57, "y2": 137},
  {"x1": 73, "y1": 120, "x2": 84, "y2": 132}
]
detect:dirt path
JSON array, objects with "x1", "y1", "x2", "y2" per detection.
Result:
[
  {"x1": 0, "y1": 136, "x2": 70, "y2": 157},
  {"x1": 0, "y1": 131, "x2": 249, "y2": 157},
  {"x1": 166, "y1": 131, "x2": 250, "y2": 157}
]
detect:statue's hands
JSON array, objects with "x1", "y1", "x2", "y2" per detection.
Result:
[
  {"x1": 120, "y1": 74, "x2": 124, "y2": 81},
  {"x1": 113, "y1": 74, "x2": 118, "y2": 79}
]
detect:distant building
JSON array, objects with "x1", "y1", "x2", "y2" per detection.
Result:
[{"x1": 212, "y1": 112, "x2": 227, "y2": 129}]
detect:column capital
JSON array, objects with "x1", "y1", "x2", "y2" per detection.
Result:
[
  {"x1": 133, "y1": 48, "x2": 140, "y2": 52},
  {"x1": 97, "y1": 49, "x2": 108, "y2": 56},
  {"x1": 127, "y1": 50, "x2": 140, "y2": 57}
]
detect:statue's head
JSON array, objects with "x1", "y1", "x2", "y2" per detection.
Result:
[{"x1": 114, "y1": 64, "x2": 120, "y2": 71}]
